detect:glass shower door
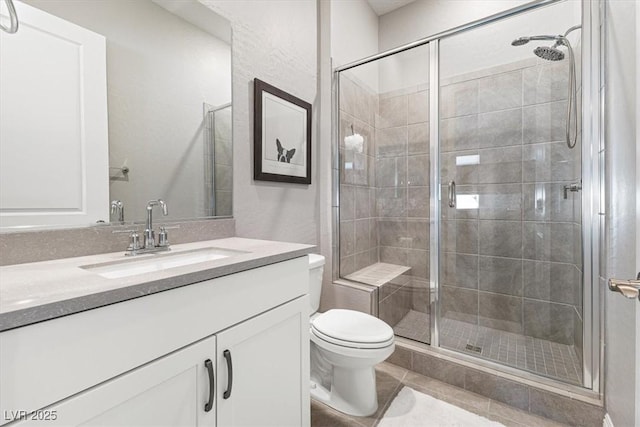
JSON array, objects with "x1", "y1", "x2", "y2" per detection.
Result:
[
  {"x1": 336, "y1": 44, "x2": 431, "y2": 345},
  {"x1": 437, "y1": 0, "x2": 584, "y2": 386}
]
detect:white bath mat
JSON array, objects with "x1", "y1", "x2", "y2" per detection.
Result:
[{"x1": 378, "y1": 386, "x2": 505, "y2": 427}]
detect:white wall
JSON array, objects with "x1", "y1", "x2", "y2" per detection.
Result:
[
  {"x1": 23, "y1": 0, "x2": 232, "y2": 222},
  {"x1": 330, "y1": 0, "x2": 379, "y2": 90},
  {"x1": 331, "y1": 0, "x2": 378, "y2": 67},
  {"x1": 604, "y1": 0, "x2": 637, "y2": 426},
  {"x1": 377, "y1": 0, "x2": 580, "y2": 93},
  {"x1": 203, "y1": 0, "x2": 318, "y2": 245},
  {"x1": 437, "y1": 1, "x2": 581, "y2": 79},
  {"x1": 378, "y1": 0, "x2": 530, "y2": 51},
  {"x1": 377, "y1": 44, "x2": 429, "y2": 94}
]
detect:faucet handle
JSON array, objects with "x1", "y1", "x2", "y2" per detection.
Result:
[
  {"x1": 158, "y1": 227, "x2": 169, "y2": 247},
  {"x1": 113, "y1": 229, "x2": 141, "y2": 252},
  {"x1": 157, "y1": 224, "x2": 180, "y2": 247},
  {"x1": 127, "y1": 231, "x2": 142, "y2": 251}
]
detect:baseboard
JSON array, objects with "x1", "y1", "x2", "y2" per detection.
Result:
[{"x1": 602, "y1": 413, "x2": 614, "y2": 427}]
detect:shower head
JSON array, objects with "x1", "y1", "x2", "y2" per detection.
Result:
[
  {"x1": 534, "y1": 45, "x2": 565, "y2": 61},
  {"x1": 513, "y1": 35, "x2": 566, "y2": 61},
  {"x1": 511, "y1": 37, "x2": 530, "y2": 46},
  {"x1": 511, "y1": 26, "x2": 581, "y2": 149}
]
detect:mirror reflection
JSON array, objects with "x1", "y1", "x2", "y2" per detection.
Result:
[{"x1": 0, "y1": 0, "x2": 232, "y2": 228}]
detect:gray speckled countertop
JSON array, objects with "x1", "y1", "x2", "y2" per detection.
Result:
[{"x1": 0, "y1": 238, "x2": 315, "y2": 332}]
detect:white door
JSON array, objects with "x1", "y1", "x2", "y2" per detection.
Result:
[
  {"x1": 603, "y1": 0, "x2": 639, "y2": 425},
  {"x1": 11, "y1": 335, "x2": 216, "y2": 426},
  {"x1": 216, "y1": 296, "x2": 310, "y2": 427},
  {"x1": 0, "y1": 1, "x2": 109, "y2": 227}
]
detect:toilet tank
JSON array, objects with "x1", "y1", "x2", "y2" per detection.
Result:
[{"x1": 308, "y1": 254, "x2": 325, "y2": 315}]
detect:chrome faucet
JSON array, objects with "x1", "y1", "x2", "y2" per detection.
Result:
[
  {"x1": 144, "y1": 199, "x2": 168, "y2": 249},
  {"x1": 115, "y1": 199, "x2": 175, "y2": 256}
]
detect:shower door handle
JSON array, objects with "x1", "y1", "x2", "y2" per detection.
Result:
[{"x1": 448, "y1": 181, "x2": 456, "y2": 208}]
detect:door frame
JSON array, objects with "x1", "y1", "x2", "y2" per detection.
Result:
[{"x1": 426, "y1": 0, "x2": 603, "y2": 394}]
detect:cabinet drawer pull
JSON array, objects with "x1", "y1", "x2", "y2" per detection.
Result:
[
  {"x1": 223, "y1": 350, "x2": 233, "y2": 399},
  {"x1": 204, "y1": 359, "x2": 215, "y2": 412}
]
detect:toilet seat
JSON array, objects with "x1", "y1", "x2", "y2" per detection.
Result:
[
  {"x1": 311, "y1": 309, "x2": 394, "y2": 349},
  {"x1": 311, "y1": 327, "x2": 395, "y2": 349}
]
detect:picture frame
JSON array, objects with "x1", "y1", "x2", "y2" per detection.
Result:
[{"x1": 253, "y1": 78, "x2": 312, "y2": 184}]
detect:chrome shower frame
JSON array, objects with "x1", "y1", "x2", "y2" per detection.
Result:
[{"x1": 332, "y1": 0, "x2": 603, "y2": 398}]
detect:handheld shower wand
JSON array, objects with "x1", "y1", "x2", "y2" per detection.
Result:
[{"x1": 511, "y1": 25, "x2": 581, "y2": 149}]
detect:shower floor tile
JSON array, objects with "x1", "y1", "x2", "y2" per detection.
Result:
[
  {"x1": 440, "y1": 318, "x2": 583, "y2": 385},
  {"x1": 394, "y1": 311, "x2": 583, "y2": 386},
  {"x1": 394, "y1": 309, "x2": 430, "y2": 344}
]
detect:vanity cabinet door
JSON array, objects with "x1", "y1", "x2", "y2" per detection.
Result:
[
  {"x1": 10, "y1": 335, "x2": 217, "y2": 427},
  {"x1": 216, "y1": 296, "x2": 310, "y2": 427}
]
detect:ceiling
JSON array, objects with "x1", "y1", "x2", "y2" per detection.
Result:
[{"x1": 366, "y1": 0, "x2": 417, "y2": 16}]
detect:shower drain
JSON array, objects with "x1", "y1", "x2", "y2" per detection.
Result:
[{"x1": 465, "y1": 344, "x2": 482, "y2": 353}]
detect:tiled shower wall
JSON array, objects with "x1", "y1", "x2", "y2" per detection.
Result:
[
  {"x1": 339, "y1": 54, "x2": 583, "y2": 355},
  {"x1": 338, "y1": 73, "x2": 378, "y2": 277},
  {"x1": 376, "y1": 84, "x2": 431, "y2": 328},
  {"x1": 439, "y1": 56, "x2": 583, "y2": 353},
  {"x1": 338, "y1": 70, "x2": 431, "y2": 336},
  {"x1": 213, "y1": 106, "x2": 233, "y2": 216}
]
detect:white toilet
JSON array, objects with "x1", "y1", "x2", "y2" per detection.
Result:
[{"x1": 308, "y1": 254, "x2": 395, "y2": 417}]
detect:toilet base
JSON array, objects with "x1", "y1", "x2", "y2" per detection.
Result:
[{"x1": 310, "y1": 365, "x2": 379, "y2": 417}]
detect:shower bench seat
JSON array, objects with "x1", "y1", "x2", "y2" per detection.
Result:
[
  {"x1": 345, "y1": 262, "x2": 411, "y2": 288},
  {"x1": 343, "y1": 262, "x2": 415, "y2": 328}
]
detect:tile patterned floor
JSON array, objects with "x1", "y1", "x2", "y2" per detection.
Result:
[
  {"x1": 311, "y1": 362, "x2": 571, "y2": 427},
  {"x1": 392, "y1": 310, "x2": 582, "y2": 386}
]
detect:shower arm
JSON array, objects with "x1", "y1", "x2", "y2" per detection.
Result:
[
  {"x1": 0, "y1": 0, "x2": 18, "y2": 34},
  {"x1": 521, "y1": 35, "x2": 562, "y2": 42}
]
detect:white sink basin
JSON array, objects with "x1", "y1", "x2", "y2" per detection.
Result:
[{"x1": 82, "y1": 248, "x2": 246, "y2": 279}]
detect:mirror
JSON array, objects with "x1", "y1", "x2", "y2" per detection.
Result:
[{"x1": 0, "y1": 0, "x2": 232, "y2": 228}]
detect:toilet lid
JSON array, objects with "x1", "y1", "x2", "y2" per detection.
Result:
[{"x1": 311, "y1": 309, "x2": 394, "y2": 345}]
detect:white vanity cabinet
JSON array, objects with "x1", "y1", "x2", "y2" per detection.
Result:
[
  {"x1": 0, "y1": 256, "x2": 310, "y2": 427},
  {"x1": 216, "y1": 297, "x2": 308, "y2": 426},
  {"x1": 14, "y1": 335, "x2": 218, "y2": 426}
]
